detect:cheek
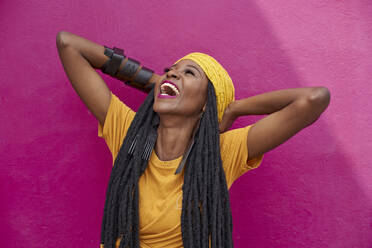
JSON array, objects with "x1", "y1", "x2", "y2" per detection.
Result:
[
  {"x1": 182, "y1": 86, "x2": 206, "y2": 109},
  {"x1": 185, "y1": 81, "x2": 206, "y2": 97}
]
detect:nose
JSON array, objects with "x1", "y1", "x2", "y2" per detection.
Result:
[{"x1": 166, "y1": 68, "x2": 180, "y2": 80}]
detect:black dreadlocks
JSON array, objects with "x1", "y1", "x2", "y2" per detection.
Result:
[{"x1": 100, "y1": 81, "x2": 233, "y2": 248}]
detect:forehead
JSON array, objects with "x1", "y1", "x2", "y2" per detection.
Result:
[{"x1": 173, "y1": 59, "x2": 206, "y2": 76}]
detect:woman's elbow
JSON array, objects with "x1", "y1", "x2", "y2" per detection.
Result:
[
  {"x1": 56, "y1": 31, "x2": 71, "y2": 49},
  {"x1": 297, "y1": 86, "x2": 331, "y2": 125},
  {"x1": 308, "y1": 86, "x2": 331, "y2": 112}
]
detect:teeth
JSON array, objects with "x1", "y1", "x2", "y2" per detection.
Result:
[{"x1": 160, "y1": 82, "x2": 180, "y2": 95}]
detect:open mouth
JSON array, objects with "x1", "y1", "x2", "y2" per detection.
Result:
[{"x1": 159, "y1": 80, "x2": 180, "y2": 97}]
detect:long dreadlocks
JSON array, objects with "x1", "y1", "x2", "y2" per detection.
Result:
[{"x1": 100, "y1": 81, "x2": 233, "y2": 248}]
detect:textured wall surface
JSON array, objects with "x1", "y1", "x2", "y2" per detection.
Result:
[{"x1": 1, "y1": 0, "x2": 371, "y2": 247}]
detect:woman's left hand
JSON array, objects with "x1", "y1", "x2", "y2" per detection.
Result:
[{"x1": 219, "y1": 101, "x2": 239, "y2": 133}]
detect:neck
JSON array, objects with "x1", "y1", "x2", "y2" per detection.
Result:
[{"x1": 155, "y1": 114, "x2": 200, "y2": 161}]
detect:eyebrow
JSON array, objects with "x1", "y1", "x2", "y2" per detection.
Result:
[{"x1": 170, "y1": 64, "x2": 203, "y2": 77}]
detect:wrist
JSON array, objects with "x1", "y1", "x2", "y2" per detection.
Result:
[
  {"x1": 149, "y1": 73, "x2": 160, "y2": 84},
  {"x1": 227, "y1": 100, "x2": 240, "y2": 119}
]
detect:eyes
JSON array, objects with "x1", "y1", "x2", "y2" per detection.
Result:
[{"x1": 163, "y1": 67, "x2": 195, "y2": 76}]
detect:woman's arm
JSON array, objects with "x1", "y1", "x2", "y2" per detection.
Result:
[
  {"x1": 219, "y1": 87, "x2": 331, "y2": 160},
  {"x1": 56, "y1": 31, "x2": 160, "y2": 126}
]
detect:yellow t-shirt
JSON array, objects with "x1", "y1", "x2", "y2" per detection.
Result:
[{"x1": 98, "y1": 91, "x2": 264, "y2": 248}]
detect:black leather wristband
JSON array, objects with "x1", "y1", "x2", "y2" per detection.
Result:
[
  {"x1": 132, "y1": 66, "x2": 154, "y2": 86},
  {"x1": 101, "y1": 46, "x2": 155, "y2": 93},
  {"x1": 101, "y1": 46, "x2": 125, "y2": 76},
  {"x1": 118, "y1": 57, "x2": 141, "y2": 80},
  {"x1": 103, "y1": 45, "x2": 113, "y2": 57}
]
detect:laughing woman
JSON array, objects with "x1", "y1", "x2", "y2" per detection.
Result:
[{"x1": 56, "y1": 31, "x2": 330, "y2": 248}]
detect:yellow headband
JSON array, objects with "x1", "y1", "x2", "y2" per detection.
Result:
[{"x1": 173, "y1": 52, "x2": 235, "y2": 123}]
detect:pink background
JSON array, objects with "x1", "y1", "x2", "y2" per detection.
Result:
[{"x1": 1, "y1": 0, "x2": 371, "y2": 247}]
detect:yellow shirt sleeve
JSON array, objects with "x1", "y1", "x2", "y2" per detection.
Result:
[
  {"x1": 98, "y1": 91, "x2": 136, "y2": 165},
  {"x1": 220, "y1": 124, "x2": 264, "y2": 189}
]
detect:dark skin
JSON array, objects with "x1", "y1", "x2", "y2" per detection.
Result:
[
  {"x1": 152, "y1": 59, "x2": 331, "y2": 162},
  {"x1": 153, "y1": 59, "x2": 209, "y2": 161},
  {"x1": 56, "y1": 30, "x2": 331, "y2": 163},
  {"x1": 218, "y1": 85, "x2": 330, "y2": 161}
]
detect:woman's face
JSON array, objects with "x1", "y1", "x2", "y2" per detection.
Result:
[{"x1": 153, "y1": 59, "x2": 209, "y2": 119}]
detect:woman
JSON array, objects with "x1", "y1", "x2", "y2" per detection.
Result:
[{"x1": 56, "y1": 31, "x2": 330, "y2": 248}]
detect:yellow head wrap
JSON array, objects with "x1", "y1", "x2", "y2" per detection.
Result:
[{"x1": 173, "y1": 52, "x2": 235, "y2": 123}]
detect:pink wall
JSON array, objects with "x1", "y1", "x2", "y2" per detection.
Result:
[{"x1": 1, "y1": 0, "x2": 371, "y2": 247}]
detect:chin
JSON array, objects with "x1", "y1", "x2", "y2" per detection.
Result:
[{"x1": 153, "y1": 102, "x2": 177, "y2": 115}]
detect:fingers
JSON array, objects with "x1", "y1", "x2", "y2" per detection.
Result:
[{"x1": 219, "y1": 121, "x2": 227, "y2": 133}]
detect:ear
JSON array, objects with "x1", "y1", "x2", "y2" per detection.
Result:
[{"x1": 198, "y1": 104, "x2": 206, "y2": 119}]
